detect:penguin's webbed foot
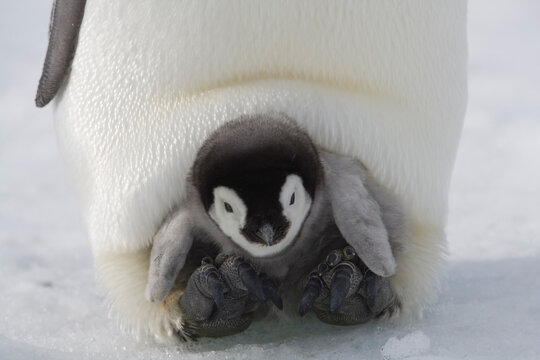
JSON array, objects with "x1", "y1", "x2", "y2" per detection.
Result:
[
  {"x1": 179, "y1": 254, "x2": 282, "y2": 338},
  {"x1": 298, "y1": 246, "x2": 399, "y2": 325}
]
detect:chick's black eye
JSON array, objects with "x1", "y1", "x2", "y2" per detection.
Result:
[
  {"x1": 224, "y1": 202, "x2": 233, "y2": 213},
  {"x1": 289, "y1": 192, "x2": 295, "y2": 205}
]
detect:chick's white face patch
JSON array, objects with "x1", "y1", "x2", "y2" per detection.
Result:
[
  {"x1": 279, "y1": 174, "x2": 312, "y2": 245},
  {"x1": 208, "y1": 187, "x2": 247, "y2": 244},
  {"x1": 208, "y1": 175, "x2": 312, "y2": 258}
]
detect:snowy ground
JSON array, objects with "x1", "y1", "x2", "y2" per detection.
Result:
[{"x1": 1, "y1": 1, "x2": 539, "y2": 359}]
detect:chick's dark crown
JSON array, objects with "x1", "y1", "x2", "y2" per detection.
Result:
[{"x1": 191, "y1": 115, "x2": 322, "y2": 210}]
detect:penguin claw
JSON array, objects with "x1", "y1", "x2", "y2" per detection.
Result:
[
  {"x1": 299, "y1": 275, "x2": 322, "y2": 316},
  {"x1": 325, "y1": 249, "x2": 343, "y2": 267},
  {"x1": 329, "y1": 264, "x2": 353, "y2": 313},
  {"x1": 364, "y1": 271, "x2": 378, "y2": 309},
  {"x1": 260, "y1": 273, "x2": 283, "y2": 310},
  {"x1": 237, "y1": 260, "x2": 267, "y2": 302}
]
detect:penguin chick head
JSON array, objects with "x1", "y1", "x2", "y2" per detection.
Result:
[{"x1": 191, "y1": 114, "x2": 322, "y2": 258}]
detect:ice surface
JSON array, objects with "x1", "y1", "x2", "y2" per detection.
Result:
[
  {"x1": 381, "y1": 331, "x2": 430, "y2": 360},
  {"x1": 1, "y1": 0, "x2": 539, "y2": 359}
]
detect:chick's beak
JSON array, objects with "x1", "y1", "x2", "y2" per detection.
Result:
[{"x1": 256, "y1": 223, "x2": 275, "y2": 246}]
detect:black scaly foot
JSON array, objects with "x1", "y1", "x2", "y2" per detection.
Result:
[
  {"x1": 180, "y1": 254, "x2": 282, "y2": 338},
  {"x1": 298, "y1": 246, "x2": 398, "y2": 325}
]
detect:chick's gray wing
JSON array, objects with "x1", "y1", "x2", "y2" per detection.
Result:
[
  {"x1": 35, "y1": 0, "x2": 87, "y2": 107},
  {"x1": 145, "y1": 209, "x2": 194, "y2": 303},
  {"x1": 321, "y1": 151, "x2": 396, "y2": 277}
]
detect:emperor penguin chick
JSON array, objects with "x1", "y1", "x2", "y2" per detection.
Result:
[
  {"x1": 145, "y1": 114, "x2": 403, "y2": 339},
  {"x1": 191, "y1": 114, "x2": 321, "y2": 259}
]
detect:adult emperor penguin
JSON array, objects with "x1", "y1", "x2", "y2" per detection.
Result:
[{"x1": 36, "y1": 0, "x2": 468, "y2": 342}]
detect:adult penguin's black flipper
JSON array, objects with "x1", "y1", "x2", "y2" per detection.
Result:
[{"x1": 35, "y1": 0, "x2": 87, "y2": 107}]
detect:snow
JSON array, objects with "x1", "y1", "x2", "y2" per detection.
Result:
[
  {"x1": 1, "y1": 0, "x2": 539, "y2": 359},
  {"x1": 381, "y1": 331, "x2": 431, "y2": 360}
]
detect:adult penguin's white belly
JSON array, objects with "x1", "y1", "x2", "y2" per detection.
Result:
[{"x1": 53, "y1": 0, "x2": 467, "y2": 336}]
